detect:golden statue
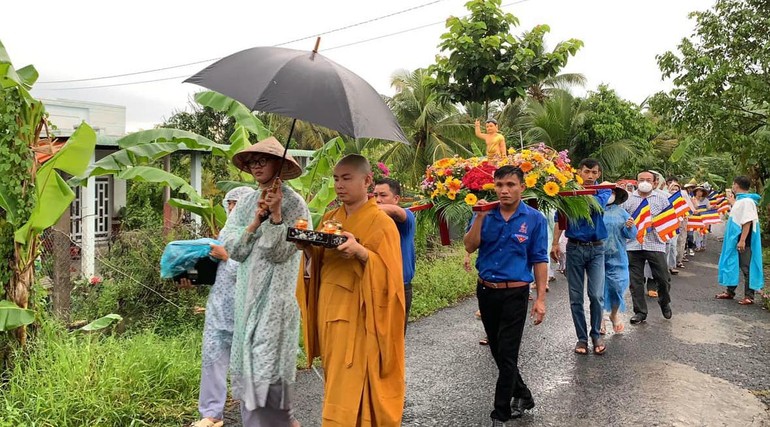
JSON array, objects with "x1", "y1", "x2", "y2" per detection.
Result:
[{"x1": 475, "y1": 118, "x2": 506, "y2": 159}]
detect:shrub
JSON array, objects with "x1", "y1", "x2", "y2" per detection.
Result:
[{"x1": 71, "y1": 225, "x2": 207, "y2": 335}]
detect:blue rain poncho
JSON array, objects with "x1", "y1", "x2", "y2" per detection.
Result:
[
  {"x1": 602, "y1": 204, "x2": 637, "y2": 311},
  {"x1": 718, "y1": 193, "x2": 764, "y2": 290}
]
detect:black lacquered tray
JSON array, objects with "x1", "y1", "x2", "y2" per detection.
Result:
[{"x1": 287, "y1": 227, "x2": 348, "y2": 248}]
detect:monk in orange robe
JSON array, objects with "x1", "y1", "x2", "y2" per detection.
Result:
[{"x1": 296, "y1": 154, "x2": 405, "y2": 426}]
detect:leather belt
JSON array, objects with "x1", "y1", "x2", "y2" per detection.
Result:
[
  {"x1": 568, "y1": 239, "x2": 603, "y2": 246},
  {"x1": 478, "y1": 278, "x2": 529, "y2": 289}
]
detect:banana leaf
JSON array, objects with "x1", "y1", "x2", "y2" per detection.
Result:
[{"x1": 0, "y1": 300, "x2": 35, "y2": 332}]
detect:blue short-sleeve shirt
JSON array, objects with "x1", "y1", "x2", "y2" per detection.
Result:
[
  {"x1": 469, "y1": 202, "x2": 549, "y2": 283},
  {"x1": 396, "y1": 209, "x2": 416, "y2": 284},
  {"x1": 564, "y1": 189, "x2": 612, "y2": 242}
]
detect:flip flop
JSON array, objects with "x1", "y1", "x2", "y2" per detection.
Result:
[
  {"x1": 715, "y1": 292, "x2": 734, "y2": 300},
  {"x1": 592, "y1": 337, "x2": 606, "y2": 355},
  {"x1": 738, "y1": 298, "x2": 754, "y2": 305},
  {"x1": 574, "y1": 341, "x2": 588, "y2": 355},
  {"x1": 610, "y1": 314, "x2": 625, "y2": 333},
  {"x1": 479, "y1": 337, "x2": 489, "y2": 345},
  {"x1": 191, "y1": 419, "x2": 223, "y2": 427}
]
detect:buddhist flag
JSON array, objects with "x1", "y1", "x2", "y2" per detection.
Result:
[
  {"x1": 687, "y1": 212, "x2": 705, "y2": 231},
  {"x1": 668, "y1": 191, "x2": 692, "y2": 218},
  {"x1": 717, "y1": 199, "x2": 731, "y2": 214},
  {"x1": 631, "y1": 199, "x2": 652, "y2": 244},
  {"x1": 709, "y1": 192, "x2": 725, "y2": 208},
  {"x1": 653, "y1": 204, "x2": 680, "y2": 242},
  {"x1": 701, "y1": 208, "x2": 721, "y2": 225}
]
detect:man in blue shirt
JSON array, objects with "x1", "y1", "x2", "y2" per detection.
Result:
[
  {"x1": 464, "y1": 165, "x2": 548, "y2": 426},
  {"x1": 551, "y1": 158, "x2": 612, "y2": 355},
  {"x1": 374, "y1": 178, "x2": 416, "y2": 333}
]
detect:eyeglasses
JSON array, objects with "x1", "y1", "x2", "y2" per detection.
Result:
[{"x1": 245, "y1": 157, "x2": 270, "y2": 169}]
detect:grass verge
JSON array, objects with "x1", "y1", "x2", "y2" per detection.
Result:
[
  {"x1": 409, "y1": 244, "x2": 476, "y2": 320},
  {"x1": 0, "y1": 323, "x2": 201, "y2": 426}
]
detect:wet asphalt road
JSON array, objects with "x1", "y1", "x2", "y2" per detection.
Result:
[{"x1": 232, "y1": 225, "x2": 770, "y2": 426}]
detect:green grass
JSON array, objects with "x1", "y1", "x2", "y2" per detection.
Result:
[
  {"x1": 0, "y1": 323, "x2": 201, "y2": 427},
  {"x1": 409, "y1": 244, "x2": 477, "y2": 320}
]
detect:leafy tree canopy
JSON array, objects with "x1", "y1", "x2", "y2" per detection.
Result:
[{"x1": 430, "y1": 0, "x2": 583, "y2": 114}]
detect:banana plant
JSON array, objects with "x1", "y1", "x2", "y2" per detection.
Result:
[
  {"x1": 69, "y1": 91, "x2": 274, "y2": 236},
  {"x1": 0, "y1": 40, "x2": 97, "y2": 342}
]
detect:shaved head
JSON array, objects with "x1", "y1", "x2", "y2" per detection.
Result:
[{"x1": 335, "y1": 154, "x2": 371, "y2": 175}]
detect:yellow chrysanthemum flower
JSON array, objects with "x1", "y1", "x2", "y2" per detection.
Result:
[
  {"x1": 546, "y1": 165, "x2": 558, "y2": 175},
  {"x1": 544, "y1": 181, "x2": 560, "y2": 197},
  {"x1": 576, "y1": 175, "x2": 584, "y2": 185},
  {"x1": 464, "y1": 193, "x2": 478, "y2": 206},
  {"x1": 447, "y1": 191, "x2": 457, "y2": 200},
  {"x1": 525, "y1": 174, "x2": 538, "y2": 188},
  {"x1": 533, "y1": 153, "x2": 545, "y2": 162},
  {"x1": 507, "y1": 148, "x2": 516, "y2": 155},
  {"x1": 482, "y1": 182, "x2": 495, "y2": 191}
]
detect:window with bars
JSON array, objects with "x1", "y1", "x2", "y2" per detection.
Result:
[{"x1": 71, "y1": 176, "x2": 111, "y2": 242}]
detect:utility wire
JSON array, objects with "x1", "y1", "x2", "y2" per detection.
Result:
[
  {"x1": 39, "y1": 0, "x2": 534, "y2": 91},
  {"x1": 38, "y1": 0, "x2": 450, "y2": 84}
]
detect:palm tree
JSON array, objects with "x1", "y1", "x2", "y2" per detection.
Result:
[
  {"x1": 528, "y1": 73, "x2": 588, "y2": 103},
  {"x1": 524, "y1": 90, "x2": 588, "y2": 152},
  {"x1": 382, "y1": 68, "x2": 475, "y2": 186}
]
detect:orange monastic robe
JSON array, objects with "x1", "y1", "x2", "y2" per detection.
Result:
[{"x1": 297, "y1": 198, "x2": 405, "y2": 426}]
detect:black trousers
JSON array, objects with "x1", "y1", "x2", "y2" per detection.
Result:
[
  {"x1": 477, "y1": 283, "x2": 531, "y2": 421},
  {"x1": 628, "y1": 251, "x2": 671, "y2": 315}
]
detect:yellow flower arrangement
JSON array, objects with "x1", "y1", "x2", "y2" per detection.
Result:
[{"x1": 464, "y1": 193, "x2": 478, "y2": 206}]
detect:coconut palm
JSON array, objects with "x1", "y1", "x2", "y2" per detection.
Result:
[
  {"x1": 528, "y1": 73, "x2": 588, "y2": 103},
  {"x1": 381, "y1": 68, "x2": 475, "y2": 186},
  {"x1": 524, "y1": 90, "x2": 588, "y2": 152}
]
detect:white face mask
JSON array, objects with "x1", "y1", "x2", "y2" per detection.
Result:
[
  {"x1": 607, "y1": 194, "x2": 616, "y2": 205},
  {"x1": 638, "y1": 181, "x2": 654, "y2": 193}
]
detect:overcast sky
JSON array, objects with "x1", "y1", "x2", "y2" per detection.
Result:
[{"x1": 3, "y1": 0, "x2": 712, "y2": 132}]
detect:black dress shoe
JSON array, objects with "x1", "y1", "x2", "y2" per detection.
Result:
[
  {"x1": 511, "y1": 396, "x2": 535, "y2": 418},
  {"x1": 630, "y1": 313, "x2": 647, "y2": 324},
  {"x1": 661, "y1": 304, "x2": 672, "y2": 319}
]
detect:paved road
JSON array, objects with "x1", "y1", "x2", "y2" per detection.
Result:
[{"x1": 232, "y1": 226, "x2": 770, "y2": 426}]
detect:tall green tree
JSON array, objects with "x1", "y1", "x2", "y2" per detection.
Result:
[
  {"x1": 431, "y1": 0, "x2": 583, "y2": 116},
  {"x1": 651, "y1": 0, "x2": 770, "y2": 190},
  {"x1": 382, "y1": 68, "x2": 474, "y2": 186}
]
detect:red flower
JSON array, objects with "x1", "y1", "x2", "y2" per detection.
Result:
[
  {"x1": 462, "y1": 164, "x2": 497, "y2": 191},
  {"x1": 444, "y1": 169, "x2": 453, "y2": 176}
]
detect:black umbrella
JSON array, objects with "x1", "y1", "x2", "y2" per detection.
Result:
[{"x1": 184, "y1": 40, "x2": 409, "y2": 164}]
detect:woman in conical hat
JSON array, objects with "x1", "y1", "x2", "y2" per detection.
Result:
[{"x1": 223, "y1": 136, "x2": 309, "y2": 426}]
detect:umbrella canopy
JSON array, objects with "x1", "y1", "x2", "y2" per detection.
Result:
[{"x1": 184, "y1": 46, "x2": 408, "y2": 144}]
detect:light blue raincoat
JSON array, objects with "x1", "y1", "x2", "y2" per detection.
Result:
[
  {"x1": 718, "y1": 193, "x2": 764, "y2": 290},
  {"x1": 602, "y1": 204, "x2": 637, "y2": 311}
]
